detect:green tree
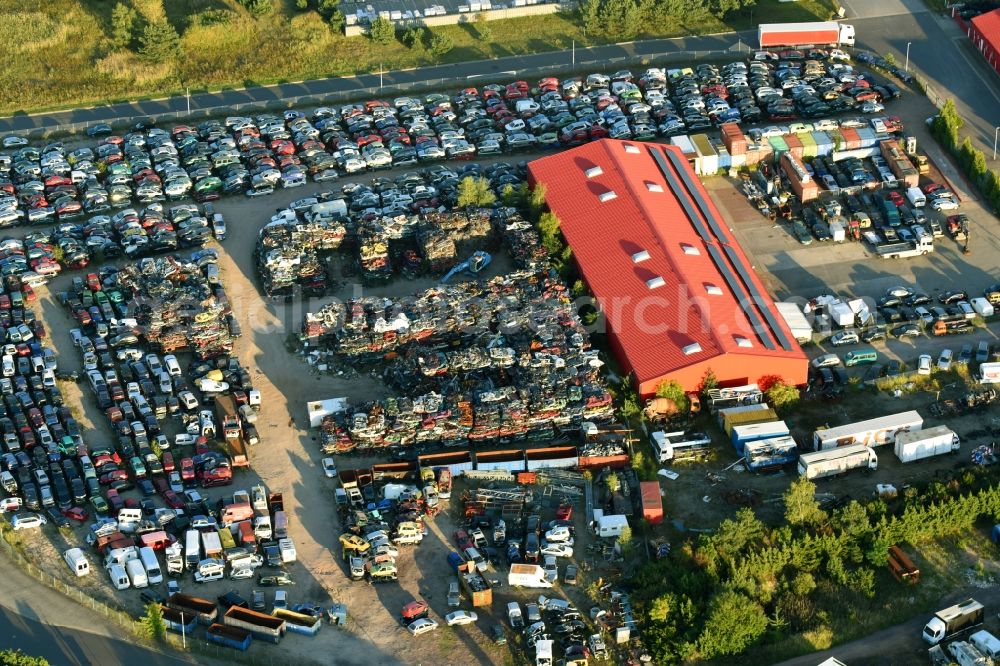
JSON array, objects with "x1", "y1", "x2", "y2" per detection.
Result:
[
  {"x1": 139, "y1": 602, "x2": 166, "y2": 641},
  {"x1": 537, "y1": 212, "x2": 563, "y2": 254},
  {"x1": 240, "y1": 0, "x2": 274, "y2": 17},
  {"x1": 369, "y1": 16, "x2": 396, "y2": 44},
  {"x1": 697, "y1": 590, "x2": 768, "y2": 658},
  {"x1": 402, "y1": 25, "x2": 425, "y2": 48},
  {"x1": 789, "y1": 571, "x2": 816, "y2": 596},
  {"x1": 710, "y1": 507, "x2": 765, "y2": 561},
  {"x1": 783, "y1": 478, "x2": 827, "y2": 528},
  {"x1": 883, "y1": 52, "x2": 897, "y2": 68},
  {"x1": 654, "y1": 380, "x2": 689, "y2": 413},
  {"x1": 617, "y1": 525, "x2": 633, "y2": 553},
  {"x1": 605, "y1": 472, "x2": 620, "y2": 494},
  {"x1": 528, "y1": 183, "x2": 547, "y2": 221},
  {"x1": 456, "y1": 176, "x2": 497, "y2": 208},
  {"x1": 137, "y1": 20, "x2": 180, "y2": 62},
  {"x1": 698, "y1": 368, "x2": 719, "y2": 398},
  {"x1": 429, "y1": 33, "x2": 454, "y2": 56},
  {"x1": 594, "y1": 0, "x2": 644, "y2": 40},
  {"x1": 765, "y1": 381, "x2": 800, "y2": 411},
  {"x1": 0, "y1": 651, "x2": 49, "y2": 666},
  {"x1": 111, "y1": 3, "x2": 138, "y2": 49},
  {"x1": 475, "y1": 12, "x2": 492, "y2": 41},
  {"x1": 296, "y1": 0, "x2": 309, "y2": 8}
]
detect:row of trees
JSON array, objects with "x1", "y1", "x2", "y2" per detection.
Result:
[
  {"x1": 930, "y1": 99, "x2": 1000, "y2": 214},
  {"x1": 634, "y1": 469, "x2": 1000, "y2": 662},
  {"x1": 579, "y1": 0, "x2": 758, "y2": 41}
]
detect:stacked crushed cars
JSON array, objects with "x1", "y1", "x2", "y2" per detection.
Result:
[
  {"x1": 254, "y1": 164, "x2": 521, "y2": 297},
  {"x1": 306, "y1": 269, "x2": 613, "y2": 452}
]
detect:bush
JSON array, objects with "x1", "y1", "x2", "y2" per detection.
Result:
[
  {"x1": 429, "y1": 33, "x2": 454, "y2": 56},
  {"x1": 655, "y1": 380, "x2": 689, "y2": 413},
  {"x1": 765, "y1": 380, "x2": 800, "y2": 411},
  {"x1": 239, "y1": 0, "x2": 274, "y2": 17},
  {"x1": 402, "y1": 26, "x2": 425, "y2": 49},
  {"x1": 369, "y1": 16, "x2": 396, "y2": 44}
]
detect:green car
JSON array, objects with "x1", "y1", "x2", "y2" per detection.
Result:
[
  {"x1": 194, "y1": 177, "x2": 222, "y2": 194},
  {"x1": 792, "y1": 219, "x2": 814, "y2": 245},
  {"x1": 59, "y1": 436, "x2": 76, "y2": 456},
  {"x1": 90, "y1": 495, "x2": 109, "y2": 515},
  {"x1": 129, "y1": 456, "x2": 147, "y2": 478}
]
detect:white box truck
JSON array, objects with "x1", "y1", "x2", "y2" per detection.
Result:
[
  {"x1": 813, "y1": 411, "x2": 923, "y2": 450},
  {"x1": 508, "y1": 564, "x2": 554, "y2": 588},
  {"x1": 906, "y1": 186, "x2": 927, "y2": 208},
  {"x1": 894, "y1": 425, "x2": 959, "y2": 463},
  {"x1": 650, "y1": 430, "x2": 711, "y2": 463},
  {"x1": 797, "y1": 444, "x2": 878, "y2": 480},
  {"x1": 923, "y1": 598, "x2": 984, "y2": 645},
  {"x1": 979, "y1": 362, "x2": 1000, "y2": 384}
]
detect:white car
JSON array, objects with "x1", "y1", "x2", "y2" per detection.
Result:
[
  {"x1": 321, "y1": 458, "x2": 337, "y2": 478},
  {"x1": 544, "y1": 526, "x2": 572, "y2": 543},
  {"x1": 540, "y1": 543, "x2": 574, "y2": 558},
  {"x1": 445, "y1": 610, "x2": 478, "y2": 626},
  {"x1": 937, "y1": 349, "x2": 953, "y2": 371},
  {"x1": 860, "y1": 101, "x2": 884, "y2": 114},
  {"x1": 810, "y1": 354, "x2": 842, "y2": 368},
  {"x1": 229, "y1": 566, "x2": 255, "y2": 580},
  {"x1": 195, "y1": 378, "x2": 229, "y2": 394},
  {"x1": 407, "y1": 618, "x2": 439, "y2": 636},
  {"x1": 194, "y1": 569, "x2": 225, "y2": 584},
  {"x1": 542, "y1": 555, "x2": 558, "y2": 583},
  {"x1": 931, "y1": 198, "x2": 959, "y2": 212},
  {"x1": 11, "y1": 513, "x2": 46, "y2": 530},
  {"x1": 830, "y1": 330, "x2": 859, "y2": 346},
  {"x1": 168, "y1": 471, "x2": 184, "y2": 492},
  {"x1": 918, "y1": 354, "x2": 932, "y2": 375},
  {"x1": 164, "y1": 354, "x2": 182, "y2": 377},
  {"x1": 1, "y1": 497, "x2": 22, "y2": 512}
]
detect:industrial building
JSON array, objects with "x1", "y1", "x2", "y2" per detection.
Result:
[
  {"x1": 966, "y1": 8, "x2": 1000, "y2": 76},
  {"x1": 527, "y1": 139, "x2": 808, "y2": 398}
]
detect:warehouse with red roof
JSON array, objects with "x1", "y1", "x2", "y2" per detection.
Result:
[
  {"x1": 527, "y1": 139, "x2": 808, "y2": 398},
  {"x1": 968, "y1": 8, "x2": 1000, "y2": 76}
]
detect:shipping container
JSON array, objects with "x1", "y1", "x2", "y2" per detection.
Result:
[
  {"x1": 223, "y1": 606, "x2": 286, "y2": 644},
  {"x1": 732, "y1": 420, "x2": 790, "y2": 454},
  {"x1": 894, "y1": 425, "x2": 959, "y2": 463},
  {"x1": 691, "y1": 134, "x2": 719, "y2": 175},
  {"x1": 206, "y1": 623, "x2": 252, "y2": 651},
  {"x1": 722, "y1": 407, "x2": 780, "y2": 437},
  {"x1": 744, "y1": 436, "x2": 799, "y2": 472},
  {"x1": 799, "y1": 133, "x2": 817, "y2": 159},
  {"x1": 417, "y1": 451, "x2": 473, "y2": 476},
  {"x1": 166, "y1": 593, "x2": 218, "y2": 625},
  {"x1": 525, "y1": 447, "x2": 578, "y2": 471},
  {"x1": 812, "y1": 131, "x2": 835, "y2": 156},
  {"x1": 272, "y1": 608, "x2": 322, "y2": 636},
  {"x1": 839, "y1": 127, "x2": 862, "y2": 150},
  {"x1": 639, "y1": 481, "x2": 663, "y2": 524},
  {"x1": 474, "y1": 450, "x2": 526, "y2": 472},
  {"x1": 161, "y1": 605, "x2": 198, "y2": 634}
]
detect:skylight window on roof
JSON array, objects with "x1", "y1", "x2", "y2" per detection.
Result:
[
  {"x1": 682, "y1": 342, "x2": 702, "y2": 355},
  {"x1": 705, "y1": 284, "x2": 723, "y2": 296},
  {"x1": 632, "y1": 250, "x2": 650, "y2": 263},
  {"x1": 598, "y1": 191, "x2": 617, "y2": 202},
  {"x1": 646, "y1": 276, "x2": 665, "y2": 290},
  {"x1": 623, "y1": 144, "x2": 640, "y2": 154},
  {"x1": 734, "y1": 336, "x2": 753, "y2": 348},
  {"x1": 681, "y1": 243, "x2": 700, "y2": 256},
  {"x1": 585, "y1": 166, "x2": 604, "y2": 178},
  {"x1": 646, "y1": 182, "x2": 664, "y2": 192}
]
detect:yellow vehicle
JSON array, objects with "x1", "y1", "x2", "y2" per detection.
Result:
[
  {"x1": 218, "y1": 527, "x2": 236, "y2": 551},
  {"x1": 340, "y1": 533, "x2": 371, "y2": 558}
]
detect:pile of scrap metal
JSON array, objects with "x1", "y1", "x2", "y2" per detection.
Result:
[{"x1": 114, "y1": 250, "x2": 234, "y2": 358}]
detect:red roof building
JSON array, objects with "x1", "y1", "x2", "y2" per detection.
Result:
[
  {"x1": 527, "y1": 139, "x2": 808, "y2": 398},
  {"x1": 969, "y1": 8, "x2": 1000, "y2": 75}
]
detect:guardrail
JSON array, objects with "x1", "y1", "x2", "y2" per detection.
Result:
[{"x1": 8, "y1": 46, "x2": 752, "y2": 140}]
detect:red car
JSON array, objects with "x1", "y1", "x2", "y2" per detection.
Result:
[
  {"x1": 454, "y1": 529, "x2": 474, "y2": 551},
  {"x1": 161, "y1": 452, "x2": 175, "y2": 473},
  {"x1": 163, "y1": 490, "x2": 185, "y2": 510},
  {"x1": 105, "y1": 488, "x2": 124, "y2": 511},
  {"x1": 179, "y1": 457, "x2": 196, "y2": 482},
  {"x1": 62, "y1": 506, "x2": 89, "y2": 522},
  {"x1": 100, "y1": 469, "x2": 128, "y2": 486},
  {"x1": 887, "y1": 190, "x2": 904, "y2": 207}
]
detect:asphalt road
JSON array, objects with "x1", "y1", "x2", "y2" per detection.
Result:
[
  {"x1": 3, "y1": 0, "x2": 990, "y2": 137},
  {"x1": 0, "y1": 552, "x2": 199, "y2": 666}
]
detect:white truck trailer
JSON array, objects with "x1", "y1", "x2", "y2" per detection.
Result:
[
  {"x1": 798, "y1": 444, "x2": 877, "y2": 480},
  {"x1": 813, "y1": 411, "x2": 923, "y2": 451},
  {"x1": 894, "y1": 425, "x2": 959, "y2": 463}
]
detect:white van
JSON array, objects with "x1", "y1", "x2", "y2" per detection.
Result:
[
  {"x1": 104, "y1": 545, "x2": 138, "y2": 568},
  {"x1": 139, "y1": 546, "x2": 163, "y2": 584},
  {"x1": 126, "y1": 558, "x2": 148, "y2": 588},
  {"x1": 970, "y1": 630, "x2": 1000, "y2": 660},
  {"x1": 107, "y1": 562, "x2": 130, "y2": 590},
  {"x1": 118, "y1": 508, "x2": 142, "y2": 533},
  {"x1": 906, "y1": 186, "x2": 926, "y2": 208},
  {"x1": 63, "y1": 548, "x2": 90, "y2": 577},
  {"x1": 184, "y1": 529, "x2": 201, "y2": 570}
]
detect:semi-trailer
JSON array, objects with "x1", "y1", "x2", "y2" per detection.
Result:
[
  {"x1": 894, "y1": 425, "x2": 959, "y2": 463},
  {"x1": 758, "y1": 22, "x2": 855, "y2": 49},
  {"x1": 813, "y1": 411, "x2": 922, "y2": 450},
  {"x1": 798, "y1": 444, "x2": 877, "y2": 480}
]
